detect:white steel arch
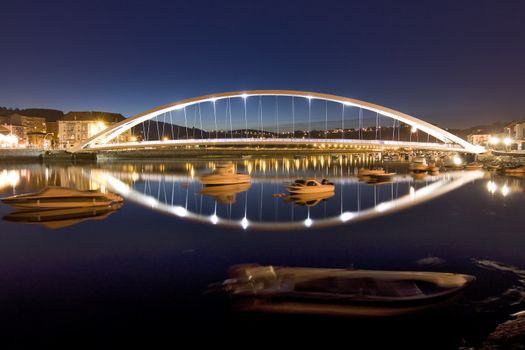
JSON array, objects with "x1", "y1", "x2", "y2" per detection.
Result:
[{"x1": 73, "y1": 90, "x2": 484, "y2": 153}]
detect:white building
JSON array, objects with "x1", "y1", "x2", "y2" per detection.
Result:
[{"x1": 58, "y1": 112, "x2": 126, "y2": 149}]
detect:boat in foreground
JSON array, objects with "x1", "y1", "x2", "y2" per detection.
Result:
[
  {"x1": 222, "y1": 265, "x2": 475, "y2": 317},
  {"x1": 1, "y1": 187, "x2": 123, "y2": 209},
  {"x1": 287, "y1": 179, "x2": 335, "y2": 194}
]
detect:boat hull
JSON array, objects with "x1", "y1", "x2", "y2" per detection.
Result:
[{"x1": 223, "y1": 265, "x2": 475, "y2": 317}]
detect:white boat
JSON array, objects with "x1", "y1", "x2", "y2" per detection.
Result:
[
  {"x1": 410, "y1": 156, "x2": 428, "y2": 172},
  {"x1": 1, "y1": 187, "x2": 123, "y2": 209},
  {"x1": 222, "y1": 265, "x2": 476, "y2": 317},
  {"x1": 200, "y1": 163, "x2": 250, "y2": 185},
  {"x1": 287, "y1": 179, "x2": 335, "y2": 194}
]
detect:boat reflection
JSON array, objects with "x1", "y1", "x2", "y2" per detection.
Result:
[
  {"x1": 3, "y1": 203, "x2": 122, "y2": 229},
  {"x1": 200, "y1": 182, "x2": 251, "y2": 204},
  {"x1": 1, "y1": 185, "x2": 124, "y2": 229},
  {"x1": 220, "y1": 264, "x2": 475, "y2": 317},
  {"x1": 285, "y1": 191, "x2": 335, "y2": 207}
]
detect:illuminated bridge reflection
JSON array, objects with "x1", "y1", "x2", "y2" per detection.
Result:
[{"x1": 85, "y1": 157, "x2": 484, "y2": 230}]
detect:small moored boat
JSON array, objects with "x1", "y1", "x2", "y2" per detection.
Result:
[
  {"x1": 287, "y1": 179, "x2": 335, "y2": 194},
  {"x1": 200, "y1": 163, "x2": 250, "y2": 186}
]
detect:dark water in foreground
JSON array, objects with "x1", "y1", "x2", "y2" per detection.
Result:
[{"x1": 1, "y1": 156, "x2": 525, "y2": 348}]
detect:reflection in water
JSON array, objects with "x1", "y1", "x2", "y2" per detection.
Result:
[
  {"x1": 486, "y1": 177, "x2": 523, "y2": 197},
  {"x1": 220, "y1": 264, "x2": 475, "y2": 317},
  {"x1": 286, "y1": 191, "x2": 335, "y2": 207},
  {"x1": 1, "y1": 183, "x2": 123, "y2": 229},
  {"x1": 4, "y1": 203, "x2": 122, "y2": 229},
  {"x1": 200, "y1": 182, "x2": 251, "y2": 204},
  {"x1": 1, "y1": 186, "x2": 123, "y2": 209},
  {"x1": 0, "y1": 156, "x2": 495, "y2": 230},
  {"x1": 83, "y1": 156, "x2": 485, "y2": 230}
]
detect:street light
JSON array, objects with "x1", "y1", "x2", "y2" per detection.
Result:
[{"x1": 489, "y1": 136, "x2": 500, "y2": 145}]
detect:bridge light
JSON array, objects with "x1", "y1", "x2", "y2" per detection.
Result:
[
  {"x1": 241, "y1": 217, "x2": 249, "y2": 229},
  {"x1": 411, "y1": 126, "x2": 418, "y2": 133},
  {"x1": 163, "y1": 137, "x2": 169, "y2": 142},
  {"x1": 503, "y1": 137, "x2": 512, "y2": 146},
  {"x1": 340, "y1": 212, "x2": 355, "y2": 222},
  {"x1": 344, "y1": 102, "x2": 353, "y2": 106},
  {"x1": 489, "y1": 136, "x2": 500, "y2": 145},
  {"x1": 210, "y1": 97, "x2": 219, "y2": 102},
  {"x1": 304, "y1": 217, "x2": 313, "y2": 227},
  {"x1": 306, "y1": 96, "x2": 313, "y2": 100},
  {"x1": 241, "y1": 93, "x2": 248, "y2": 99},
  {"x1": 173, "y1": 206, "x2": 188, "y2": 217},
  {"x1": 130, "y1": 136, "x2": 137, "y2": 142},
  {"x1": 453, "y1": 155, "x2": 462, "y2": 166},
  {"x1": 210, "y1": 214, "x2": 219, "y2": 225}
]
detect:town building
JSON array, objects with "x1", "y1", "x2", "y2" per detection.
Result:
[
  {"x1": 57, "y1": 111, "x2": 127, "y2": 149},
  {"x1": 467, "y1": 134, "x2": 491, "y2": 146},
  {"x1": 9, "y1": 113, "x2": 46, "y2": 135}
]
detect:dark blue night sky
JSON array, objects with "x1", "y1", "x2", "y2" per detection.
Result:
[{"x1": 1, "y1": 0, "x2": 524, "y2": 127}]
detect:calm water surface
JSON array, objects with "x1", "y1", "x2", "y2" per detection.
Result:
[{"x1": 1, "y1": 155, "x2": 524, "y2": 348}]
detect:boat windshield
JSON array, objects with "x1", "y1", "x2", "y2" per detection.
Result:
[{"x1": 294, "y1": 179, "x2": 306, "y2": 185}]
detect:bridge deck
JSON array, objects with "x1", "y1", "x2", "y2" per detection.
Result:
[{"x1": 86, "y1": 137, "x2": 464, "y2": 152}]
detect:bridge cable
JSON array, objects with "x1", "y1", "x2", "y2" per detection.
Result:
[
  {"x1": 292, "y1": 96, "x2": 295, "y2": 139},
  {"x1": 243, "y1": 97, "x2": 248, "y2": 138},
  {"x1": 229, "y1": 98, "x2": 233, "y2": 139},
  {"x1": 376, "y1": 112, "x2": 379, "y2": 140},
  {"x1": 192, "y1": 106, "x2": 197, "y2": 139},
  {"x1": 308, "y1": 97, "x2": 311, "y2": 139},
  {"x1": 183, "y1": 107, "x2": 188, "y2": 139},
  {"x1": 275, "y1": 96, "x2": 279, "y2": 138},
  {"x1": 359, "y1": 107, "x2": 363, "y2": 140},
  {"x1": 155, "y1": 115, "x2": 161, "y2": 141},
  {"x1": 169, "y1": 110, "x2": 174, "y2": 140},
  {"x1": 325, "y1": 100, "x2": 328, "y2": 138},
  {"x1": 198, "y1": 103, "x2": 203, "y2": 139},
  {"x1": 392, "y1": 118, "x2": 396, "y2": 141},
  {"x1": 259, "y1": 96, "x2": 263, "y2": 138},
  {"x1": 212, "y1": 100, "x2": 218, "y2": 139},
  {"x1": 162, "y1": 112, "x2": 166, "y2": 139},
  {"x1": 341, "y1": 104, "x2": 345, "y2": 140}
]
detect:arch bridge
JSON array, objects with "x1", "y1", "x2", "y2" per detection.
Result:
[{"x1": 73, "y1": 90, "x2": 484, "y2": 154}]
